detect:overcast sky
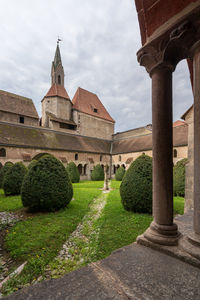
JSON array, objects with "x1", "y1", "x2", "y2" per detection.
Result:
[{"x1": 0, "y1": 0, "x2": 193, "y2": 132}]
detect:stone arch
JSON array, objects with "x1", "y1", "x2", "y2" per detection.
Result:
[
  {"x1": 78, "y1": 164, "x2": 83, "y2": 175},
  {"x1": 122, "y1": 164, "x2": 126, "y2": 169},
  {"x1": 0, "y1": 148, "x2": 6, "y2": 157}
]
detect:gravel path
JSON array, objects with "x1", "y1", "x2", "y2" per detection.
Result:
[{"x1": 44, "y1": 189, "x2": 110, "y2": 279}]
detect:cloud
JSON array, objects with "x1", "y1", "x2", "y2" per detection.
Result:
[{"x1": 0, "y1": 0, "x2": 193, "y2": 132}]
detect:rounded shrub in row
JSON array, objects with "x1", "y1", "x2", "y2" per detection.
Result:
[
  {"x1": 66, "y1": 162, "x2": 80, "y2": 183},
  {"x1": 173, "y1": 158, "x2": 187, "y2": 197},
  {"x1": 91, "y1": 164, "x2": 104, "y2": 181},
  {"x1": 120, "y1": 154, "x2": 152, "y2": 214},
  {"x1": 115, "y1": 166, "x2": 125, "y2": 181},
  {"x1": 0, "y1": 162, "x2": 13, "y2": 188},
  {"x1": 21, "y1": 155, "x2": 73, "y2": 212},
  {"x1": 3, "y1": 162, "x2": 27, "y2": 196}
]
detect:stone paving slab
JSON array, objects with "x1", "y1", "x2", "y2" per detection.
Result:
[{"x1": 5, "y1": 243, "x2": 200, "y2": 300}]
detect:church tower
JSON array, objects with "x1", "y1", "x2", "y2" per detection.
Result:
[
  {"x1": 41, "y1": 41, "x2": 76, "y2": 132},
  {"x1": 51, "y1": 43, "x2": 64, "y2": 86}
]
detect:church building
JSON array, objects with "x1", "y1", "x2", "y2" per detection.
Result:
[{"x1": 0, "y1": 43, "x2": 188, "y2": 180}]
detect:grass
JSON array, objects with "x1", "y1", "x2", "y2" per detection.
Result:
[
  {"x1": 2, "y1": 181, "x2": 103, "y2": 295},
  {"x1": 1, "y1": 179, "x2": 184, "y2": 295},
  {"x1": 94, "y1": 181, "x2": 153, "y2": 260},
  {"x1": 0, "y1": 189, "x2": 22, "y2": 211},
  {"x1": 174, "y1": 196, "x2": 184, "y2": 215}
]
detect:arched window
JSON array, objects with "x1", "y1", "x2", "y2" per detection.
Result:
[
  {"x1": 75, "y1": 153, "x2": 78, "y2": 161},
  {"x1": 119, "y1": 155, "x2": 121, "y2": 162},
  {"x1": 58, "y1": 75, "x2": 61, "y2": 84},
  {"x1": 0, "y1": 148, "x2": 6, "y2": 157},
  {"x1": 100, "y1": 155, "x2": 103, "y2": 162},
  {"x1": 173, "y1": 149, "x2": 177, "y2": 158}
]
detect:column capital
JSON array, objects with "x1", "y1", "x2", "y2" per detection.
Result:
[{"x1": 137, "y1": 14, "x2": 200, "y2": 75}]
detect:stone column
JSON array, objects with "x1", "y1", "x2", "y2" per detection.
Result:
[
  {"x1": 183, "y1": 45, "x2": 200, "y2": 256},
  {"x1": 193, "y1": 47, "x2": 200, "y2": 236},
  {"x1": 140, "y1": 64, "x2": 180, "y2": 246}
]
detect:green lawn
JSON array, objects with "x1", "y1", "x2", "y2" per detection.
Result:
[
  {"x1": 2, "y1": 181, "x2": 103, "y2": 295},
  {"x1": 94, "y1": 181, "x2": 152, "y2": 260},
  {"x1": 1, "y1": 179, "x2": 184, "y2": 295},
  {"x1": 0, "y1": 189, "x2": 22, "y2": 211}
]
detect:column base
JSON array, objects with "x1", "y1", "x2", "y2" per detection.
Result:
[
  {"x1": 137, "y1": 221, "x2": 181, "y2": 246},
  {"x1": 179, "y1": 233, "x2": 200, "y2": 260}
]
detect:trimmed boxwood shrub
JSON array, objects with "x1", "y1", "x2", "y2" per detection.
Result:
[
  {"x1": 66, "y1": 162, "x2": 80, "y2": 183},
  {"x1": 28, "y1": 159, "x2": 37, "y2": 170},
  {"x1": 3, "y1": 162, "x2": 27, "y2": 196},
  {"x1": 91, "y1": 164, "x2": 104, "y2": 181},
  {"x1": 115, "y1": 167, "x2": 125, "y2": 181},
  {"x1": 0, "y1": 162, "x2": 13, "y2": 188},
  {"x1": 173, "y1": 158, "x2": 187, "y2": 197},
  {"x1": 120, "y1": 154, "x2": 152, "y2": 213},
  {"x1": 21, "y1": 155, "x2": 73, "y2": 212}
]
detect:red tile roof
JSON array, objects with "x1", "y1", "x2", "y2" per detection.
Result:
[
  {"x1": 72, "y1": 87, "x2": 115, "y2": 123},
  {"x1": 44, "y1": 84, "x2": 70, "y2": 100},
  {"x1": 173, "y1": 120, "x2": 186, "y2": 127}
]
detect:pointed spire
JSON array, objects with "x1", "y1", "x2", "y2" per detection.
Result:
[
  {"x1": 53, "y1": 43, "x2": 62, "y2": 69},
  {"x1": 51, "y1": 40, "x2": 65, "y2": 86}
]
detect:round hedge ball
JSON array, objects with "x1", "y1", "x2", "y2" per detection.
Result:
[
  {"x1": 0, "y1": 162, "x2": 14, "y2": 188},
  {"x1": 21, "y1": 155, "x2": 73, "y2": 212},
  {"x1": 91, "y1": 164, "x2": 104, "y2": 181},
  {"x1": 115, "y1": 166, "x2": 125, "y2": 181},
  {"x1": 173, "y1": 158, "x2": 187, "y2": 197},
  {"x1": 120, "y1": 154, "x2": 152, "y2": 214},
  {"x1": 66, "y1": 162, "x2": 80, "y2": 183},
  {"x1": 3, "y1": 162, "x2": 27, "y2": 196}
]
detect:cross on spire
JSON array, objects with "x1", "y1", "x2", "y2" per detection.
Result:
[{"x1": 57, "y1": 37, "x2": 62, "y2": 45}]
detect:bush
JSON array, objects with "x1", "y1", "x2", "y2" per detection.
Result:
[
  {"x1": 3, "y1": 162, "x2": 27, "y2": 196},
  {"x1": 173, "y1": 158, "x2": 187, "y2": 197},
  {"x1": 21, "y1": 155, "x2": 73, "y2": 212},
  {"x1": 28, "y1": 160, "x2": 37, "y2": 170},
  {"x1": 120, "y1": 154, "x2": 152, "y2": 213},
  {"x1": 91, "y1": 164, "x2": 104, "y2": 181},
  {"x1": 0, "y1": 162, "x2": 13, "y2": 188},
  {"x1": 115, "y1": 167, "x2": 125, "y2": 181},
  {"x1": 66, "y1": 162, "x2": 80, "y2": 183}
]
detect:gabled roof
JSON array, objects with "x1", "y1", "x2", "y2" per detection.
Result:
[
  {"x1": 181, "y1": 105, "x2": 193, "y2": 120},
  {"x1": 112, "y1": 124, "x2": 188, "y2": 155},
  {"x1": 0, "y1": 90, "x2": 39, "y2": 119},
  {"x1": 173, "y1": 120, "x2": 185, "y2": 127},
  {"x1": 0, "y1": 122, "x2": 111, "y2": 154},
  {"x1": 72, "y1": 87, "x2": 115, "y2": 123},
  {"x1": 46, "y1": 112, "x2": 77, "y2": 126},
  {"x1": 43, "y1": 84, "x2": 70, "y2": 101}
]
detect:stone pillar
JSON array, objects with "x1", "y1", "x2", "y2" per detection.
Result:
[
  {"x1": 138, "y1": 65, "x2": 180, "y2": 246},
  {"x1": 180, "y1": 44, "x2": 200, "y2": 260},
  {"x1": 193, "y1": 47, "x2": 200, "y2": 236}
]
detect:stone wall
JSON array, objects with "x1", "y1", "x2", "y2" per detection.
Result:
[
  {"x1": 0, "y1": 146, "x2": 111, "y2": 180},
  {"x1": 42, "y1": 96, "x2": 72, "y2": 127},
  {"x1": 0, "y1": 111, "x2": 39, "y2": 127},
  {"x1": 113, "y1": 125, "x2": 152, "y2": 141},
  {"x1": 77, "y1": 112, "x2": 114, "y2": 140}
]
